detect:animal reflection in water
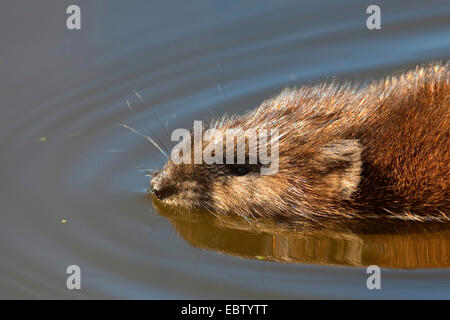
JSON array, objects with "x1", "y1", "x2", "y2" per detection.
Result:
[{"x1": 151, "y1": 196, "x2": 450, "y2": 269}]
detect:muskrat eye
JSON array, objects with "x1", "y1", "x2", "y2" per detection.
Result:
[{"x1": 234, "y1": 166, "x2": 251, "y2": 176}]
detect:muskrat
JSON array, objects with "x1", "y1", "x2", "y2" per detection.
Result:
[{"x1": 150, "y1": 62, "x2": 449, "y2": 224}]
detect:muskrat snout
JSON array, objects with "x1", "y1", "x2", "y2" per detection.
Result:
[
  {"x1": 149, "y1": 171, "x2": 159, "y2": 193},
  {"x1": 150, "y1": 170, "x2": 174, "y2": 200}
]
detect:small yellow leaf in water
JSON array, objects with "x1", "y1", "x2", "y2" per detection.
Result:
[
  {"x1": 39, "y1": 137, "x2": 47, "y2": 142},
  {"x1": 256, "y1": 255, "x2": 265, "y2": 260},
  {"x1": 61, "y1": 219, "x2": 67, "y2": 224}
]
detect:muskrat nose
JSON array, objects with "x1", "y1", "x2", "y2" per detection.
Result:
[{"x1": 151, "y1": 184, "x2": 175, "y2": 200}]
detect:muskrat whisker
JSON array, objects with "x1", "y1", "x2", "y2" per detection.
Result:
[
  {"x1": 135, "y1": 164, "x2": 158, "y2": 169},
  {"x1": 126, "y1": 98, "x2": 135, "y2": 113},
  {"x1": 144, "y1": 169, "x2": 160, "y2": 177},
  {"x1": 144, "y1": 169, "x2": 159, "y2": 173},
  {"x1": 126, "y1": 99, "x2": 170, "y2": 155},
  {"x1": 132, "y1": 90, "x2": 170, "y2": 153},
  {"x1": 217, "y1": 83, "x2": 226, "y2": 109},
  {"x1": 119, "y1": 123, "x2": 169, "y2": 159}
]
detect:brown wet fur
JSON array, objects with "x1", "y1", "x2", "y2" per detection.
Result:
[{"x1": 151, "y1": 62, "x2": 450, "y2": 225}]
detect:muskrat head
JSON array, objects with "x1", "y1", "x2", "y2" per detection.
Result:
[
  {"x1": 150, "y1": 122, "x2": 282, "y2": 215},
  {"x1": 151, "y1": 157, "x2": 294, "y2": 217},
  {"x1": 151, "y1": 122, "x2": 363, "y2": 221}
]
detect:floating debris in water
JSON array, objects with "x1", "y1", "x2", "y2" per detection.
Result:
[
  {"x1": 39, "y1": 137, "x2": 47, "y2": 142},
  {"x1": 61, "y1": 219, "x2": 68, "y2": 224}
]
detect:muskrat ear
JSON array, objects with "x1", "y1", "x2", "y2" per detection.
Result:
[{"x1": 318, "y1": 139, "x2": 363, "y2": 199}]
